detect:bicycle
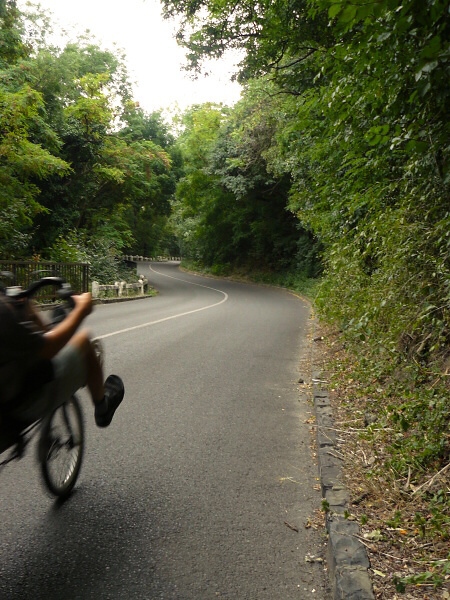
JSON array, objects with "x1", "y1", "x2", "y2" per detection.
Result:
[{"x1": 0, "y1": 275, "x2": 98, "y2": 499}]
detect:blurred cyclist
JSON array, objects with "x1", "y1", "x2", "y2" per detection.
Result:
[{"x1": 0, "y1": 291, "x2": 124, "y2": 428}]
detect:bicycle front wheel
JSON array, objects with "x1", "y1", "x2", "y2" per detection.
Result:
[{"x1": 39, "y1": 395, "x2": 84, "y2": 499}]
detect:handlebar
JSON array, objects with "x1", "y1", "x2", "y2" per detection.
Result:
[{"x1": 3, "y1": 276, "x2": 75, "y2": 309}]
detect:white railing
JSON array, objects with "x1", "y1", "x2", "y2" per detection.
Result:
[
  {"x1": 91, "y1": 257, "x2": 183, "y2": 299},
  {"x1": 92, "y1": 277, "x2": 148, "y2": 299},
  {"x1": 123, "y1": 256, "x2": 181, "y2": 262}
]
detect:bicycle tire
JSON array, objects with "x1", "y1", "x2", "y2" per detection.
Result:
[{"x1": 39, "y1": 395, "x2": 84, "y2": 499}]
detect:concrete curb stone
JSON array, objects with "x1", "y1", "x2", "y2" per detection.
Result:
[
  {"x1": 313, "y1": 372, "x2": 375, "y2": 600},
  {"x1": 92, "y1": 294, "x2": 154, "y2": 305}
]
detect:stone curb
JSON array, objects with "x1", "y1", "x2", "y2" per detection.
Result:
[{"x1": 313, "y1": 372, "x2": 375, "y2": 600}]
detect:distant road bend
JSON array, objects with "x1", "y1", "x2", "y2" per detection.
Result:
[{"x1": 95, "y1": 264, "x2": 229, "y2": 342}]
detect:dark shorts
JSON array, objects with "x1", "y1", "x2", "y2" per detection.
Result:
[{"x1": 10, "y1": 344, "x2": 86, "y2": 423}]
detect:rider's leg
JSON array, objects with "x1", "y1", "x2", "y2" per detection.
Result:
[
  {"x1": 69, "y1": 330, "x2": 124, "y2": 427},
  {"x1": 9, "y1": 332, "x2": 123, "y2": 427},
  {"x1": 68, "y1": 330, "x2": 104, "y2": 405}
]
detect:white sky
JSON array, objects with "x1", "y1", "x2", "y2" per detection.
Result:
[{"x1": 19, "y1": 0, "x2": 242, "y2": 114}]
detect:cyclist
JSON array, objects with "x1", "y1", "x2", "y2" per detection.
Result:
[{"x1": 0, "y1": 291, "x2": 124, "y2": 428}]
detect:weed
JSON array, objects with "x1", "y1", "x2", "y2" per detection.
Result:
[{"x1": 394, "y1": 559, "x2": 450, "y2": 592}]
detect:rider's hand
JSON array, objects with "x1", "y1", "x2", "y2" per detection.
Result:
[
  {"x1": 73, "y1": 292, "x2": 93, "y2": 319},
  {"x1": 40, "y1": 292, "x2": 93, "y2": 359}
]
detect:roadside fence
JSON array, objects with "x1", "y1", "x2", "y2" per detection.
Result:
[{"x1": 0, "y1": 260, "x2": 89, "y2": 299}]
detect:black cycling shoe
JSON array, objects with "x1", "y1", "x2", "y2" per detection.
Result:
[{"x1": 95, "y1": 375, "x2": 125, "y2": 428}]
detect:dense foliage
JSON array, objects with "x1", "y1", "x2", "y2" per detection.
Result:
[
  {"x1": 0, "y1": 0, "x2": 178, "y2": 280},
  {"x1": 170, "y1": 97, "x2": 320, "y2": 274}
]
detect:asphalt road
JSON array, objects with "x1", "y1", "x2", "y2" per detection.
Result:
[{"x1": 0, "y1": 262, "x2": 330, "y2": 599}]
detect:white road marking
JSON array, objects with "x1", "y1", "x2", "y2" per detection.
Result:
[{"x1": 95, "y1": 265, "x2": 228, "y2": 341}]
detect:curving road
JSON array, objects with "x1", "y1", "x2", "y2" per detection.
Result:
[{"x1": 0, "y1": 262, "x2": 330, "y2": 599}]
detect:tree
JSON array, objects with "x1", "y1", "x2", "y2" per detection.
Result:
[
  {"x1": 208, "y1": 84, "x2": 313, "y2": 271},
  {"x1": 161, "y1": 0, "x2": 332, "y2": 86},
  {"x1": 0, "y1": 2, "x2": 182, "y2": 266},
  {"x1": 118, "y1": 103, "x2": 181, "y2": 256},
  {"x1": 18, "y1": 15, "x2": 177, "y2": 259},
  {"x1": 0, "y1": 0, "x2": 70, "y2": 258},
  {"x1": 170, "y1": 103, "x2": 229, "y2": 262},
  {"x1": 171, "y1": 93, "x2": 320, "y2": 272}
]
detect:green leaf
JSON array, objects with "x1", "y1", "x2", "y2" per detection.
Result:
[
  {"x1": 355, "y1": 3, "x2": 374, "y2": 20},
  {"x1": 415, "y1": 60, "x2": 439, "y2": 81},
  {"x1": 377, "y1": 32, "x2": 391, "y2": 42},
  {"x1": 419, "y1": 80, "x2": 431, "y2": 97},
  {"x1": 405, "y1": 140, "x2": 428, "y2": 153},
  {"x1": 421, "y1": 35, "x2": 441, "y2": 59},
  {"x1": 394, "y1": 577, "x2": 406, "y2": 593},
  {"x1": 328, "y1": 3, "x2": 342, "y2": 19},
  {"x1": 339, "y1": 4, "x2": 357, "y2": 24}
]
